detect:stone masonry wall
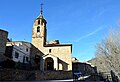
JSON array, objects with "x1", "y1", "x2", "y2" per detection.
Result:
[
  {"x1": 0, "y1": 29, "x2": 8, "y2": 62},
  {"x1": 43, "y1": 46, "x2": 72, "y2": 70},
  {"x1": 0, "y1": 68, "x2": 72, "y2": 81},
  {"x1": 35, "y1": 70, "x2": 73, "y2": 80}
]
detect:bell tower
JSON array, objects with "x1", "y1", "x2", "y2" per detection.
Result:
[{"x1": 32, "y1": 4, "x2": 47, "y2": 49}]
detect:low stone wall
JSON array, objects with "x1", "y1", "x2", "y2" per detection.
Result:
[
  {"x1": 0, "y1": 68, "x2": 35, "y2": 81},
  {"x1": 0, "y1": 68, "x2": 72, "y2": 81},
  {"x1": 35, "y1": 70, "x2": 73, "y2": 80}
]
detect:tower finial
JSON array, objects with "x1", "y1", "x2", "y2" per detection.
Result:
[{"x1": 40, "y1": 3, "x2": 43, "y2": 15}]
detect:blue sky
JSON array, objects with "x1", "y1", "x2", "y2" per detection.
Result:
[{"x1": 0, "y1": 0, "x2": 120, "y2": 61}]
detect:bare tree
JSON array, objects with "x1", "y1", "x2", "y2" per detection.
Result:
[{"x1": 95, "y1": 28, "x2": 120, "y2": 79}]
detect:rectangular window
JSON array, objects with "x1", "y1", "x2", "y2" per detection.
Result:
[
  {"x1": 49, "y1": 49, "x2": 51, "y2": 53},
  {"x1": 15, "y1": 51, "x2": 19, "y2": 58},
  {"x1": 26, "y1": 48, "x2": 28, "y2": 52},
  {"x1": 26, "y1": 57, "x2": 28, "y2": 62},
  {"x1": 23, "y1": 56, "x2": 25, "y2": 63}
]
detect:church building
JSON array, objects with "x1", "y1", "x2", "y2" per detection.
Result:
[{"x1": 32, "y1": 5, "x2": 72, "y2": 71}]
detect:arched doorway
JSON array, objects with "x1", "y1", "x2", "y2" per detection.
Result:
[{"x1": 44, "y1": 57, "x2": 54, "y2": 70}]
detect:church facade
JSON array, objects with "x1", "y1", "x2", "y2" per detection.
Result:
[{"x1": 32, "y1": 8, "x2": 72, "y2": 71}]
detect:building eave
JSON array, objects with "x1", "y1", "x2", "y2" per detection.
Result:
[{"x1": 44, "y1": 44, "x2": 72, "y2": 47}]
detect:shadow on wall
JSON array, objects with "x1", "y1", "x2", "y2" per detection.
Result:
[
  {"x1": 30, "y1": 44, "x2": 45, "y2": 70},
  {"x1": 58, "y1": 59, "x2": 68, "y2": 71},
  {"x1": 0, "y1": 59, "x2": 15, "y2": 68},
  {"x1": 43, "y1": 56, "x2": 69, "y2": 71},
  {"x1": 4, "y1": 46, "x2": 13, "y2": 58}
]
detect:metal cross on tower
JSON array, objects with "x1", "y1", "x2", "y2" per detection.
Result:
[{"x1": 40, "y1": 3, "x2": 43, "y2": 15}]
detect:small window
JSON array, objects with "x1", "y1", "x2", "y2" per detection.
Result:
[
  {"x1": 26, "y1": 57, "x2": 28, "y2": 62},
  {"x1": 38, "y1": 20, "x2": 40, "y2": 24},
  {"x1": 23, "y1": 56, "x2": 25, "y2": 63},
  {"x1": 15, "y1": 51, "x2": 19, "y2": 58},
  {"x1": 26, "y1": 48, "x2": 28, "y2": 52},
  {"x1": 37, "y1": 26, "x2": 40, "y2": 32},
  {"x1": 49, "y1": 49, "x2": 51, "y2": 53}
]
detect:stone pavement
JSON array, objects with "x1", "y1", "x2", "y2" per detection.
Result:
[
  {"x1": 4, "y1": 79, "x2": 73, "y2": 82},
  {"x1": 4, "y1": 79, "x2": 105, "y2": 82}
]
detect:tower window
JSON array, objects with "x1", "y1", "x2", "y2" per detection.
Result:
[
  {"x1": 49, "y1": 49, "x2": 51, "y2": 53},
  {"x1": 38, "y1": 20, "x2": 40, "y2": 24},
  {"x1": 37, "y1": 26, "x2": 40, "y2": 32}
]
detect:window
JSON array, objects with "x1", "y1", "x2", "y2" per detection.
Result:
[
  {"x1": 15, "y1": 51, "x2": 19, "y2": 58},
  {"x1": 26, "y1": 48, "x2": 28, "y2": 52},
  {"x1": 49, "y1": 49, "x2": 51, "y2": 53},
  {"x1": 37, "y1": 26, "x2": 40, "y2": 32},
  {"x1": 26, "y1": 57, "x2": 28, "y2": 62},
  {"x1": 38, "y1": 20, "x2": 40, "y2": 24},
  {"x1": 23, "y1": 56, "x2": 25, "y2": 63}
]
